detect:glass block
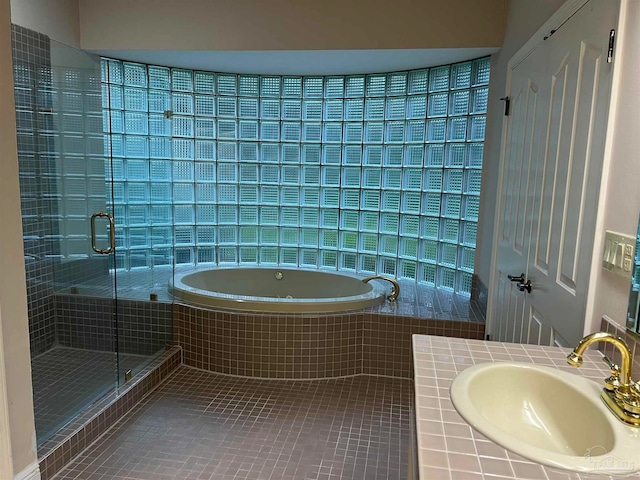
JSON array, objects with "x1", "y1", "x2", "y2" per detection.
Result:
[
  {"x1": 282, "y1": 77, "x2": 302, "y2": 97},
  {"x1": 383, "y1": 170, "x2": 402, "y2": 191},
  {"x1": 172, "y1": 69, "x2": 193, "y2": 92},
  {"x1": 217, "y1": 184, "x2": 237, "y2": 203},
  {"x1": 281, "y1": 166, "x2": 300, "y2": 185},
  {"x1": 196, "y1": 204, "x2": 216, "y2": 223},
  {"x1": 471, "y1": 87, "x2": 489, "y2": 114},
  {"x1": 405, "y1": 120, "x2": 425, "y2": 143},
  {"x1": 218, "y1": 205, "x2": 238, "y2": 224},
  {"x1": 364, "y1": 123, "x2": 384, "y2": 144},
  {"x1": 343, "y1": 123, "x2": 363, "y2": 144},
  {"x1": 426, "y1": 119, "x2": 446, "y2": 142},
  {"x1": 401, "y1": 215, "x2": 420, "y2": 237},
  {"x1": 195, "y1": 162, "x2": 216, "y2": 182},
  {"x1": 322, "y1": 145, "x2": 341, "y2": 164},
  {"x1": 366, "y1": 75, "x2": 386, "y2": 97},
  {"x1": 194, "y1": 71, "x2": 215, "y2": 94},
  {"x1": 149, "y1": 114, "x2": 170, "y2": 136},
  {"x1": 260, "y1": 121, "x2": 280, "y2": 141},
  {"x1": 345, "y1": 76, "x2": 365, "y2": 97},
  {"x1": 279, "y1": 248, "x2": 297, "y2": 265},
  {"x1": 261, "y1": 143, "x2": 280, "y2": 162},
  {"x1": 172, "y1": 93, "x2": 193, "y2": 114},
  {"x1": 320, "y1": 209, "x2": 338, "y2": 230},
  {"x1": 303, "y1": 123, "x2": 322, "y2": 143},
  {"x1": 195, "y1": 140, "x2": 215, "y2": 160},
  {"x1": 148, "y1": 66, "x2": 170, "y2": 90},
  {"x1": 322, "y1": 123, "x2": 341, "y2": 143},
  {"x1": 418, "y1": 263, "x2": 436, "y2": 285},
  {"x1": 360, "y1": 233, "x2": 378, "y2": 252},
  {"x1": 362, "y1": 169, "x2": 381, "y2": 188},
  {"x1": 260, "y1": 99, "x2": 279, "y2": 119},
  {"x1": 437, "y1": 267, "x2": 456, "y2": 291},
  {"x1": 420, "y1": 217, "x2": 439, "y2": 240},
  {"x1": 322, "y1": 166, "x2": 340, "y2": 186},
  {"x1": 218, "y1": 163, "x2": 238, "y2": 182},
  {"x1": 107, "y1": 59, "x2": 123, "y2": 84},
  {"x1": 445, "y1": 143, "x2": 466, "y2": 168},
  {"x1": 125, "y1": 136, "x2": 148, "y2": 158},
  {"x1": 469, "y1": 115, "x2": 486, "y2": 141},
  {"x1": 260, "y1": 165, "x2": 279, "y2": 184},
  {"x1": 261, "y1": 76, "x2": 280, "y2": 97},
  {"x1": 174, "y1": 206, "x2": 194, "y2": 224},
  {"x1": 443, "y1": 170, "x2": 463, "y2": 193},
  {"x1": 218, "y1": 245, "x2": 237, "y2": 263},
  {"x1": 340, "y1": 231, "x2": 358, "y2": 250},
  {"x1": 427, "y1": 93, "x2": 448, "y2": 117},
  {"x1": 429, "y1": 66, "x2": 450, "y2": 92},
  {"x1": 324, "y1": 100, "x2": 343, "y2": 121},
  {"x1": 281, "y1": 122, "x2": 301, "y2": 142},
  {"x1": 364, "y1": 146, "x2": 383, "y2": 165},
  {"x1": 301, "y1": 145, "x2": 321, "y2": 165},
  {"x1": 301, "y1": 227, "x2": 319, "y2": 244},
  {"x1": 365, "y1": 98, "x2": 385, "y2": 120},
  {"x1": 173, "y1": 183, "x2": 195, "y2": 203},
  {"x1": 196, "y1": 183, "x2": 216, "y2": 203},
  {"x1": 123, "y1": 63, "x2": 147, "y2": 88},
  {"x1": 238, "y1": 98, "x2": 258, "y2": 118},
  {"x1": 361, "y1": 191, "x2": 381, "y2": 211},
  {"x1": 282, "y1": 100, "x2": 301, "y2": 120},
  {"x1": 459, "y1": 246, "x2": 475, "y2": 272},
  {"x1": 217, "y1": 141, "x2": 237, "y2": 160},
  {"x1": 407, "y1": 95, "x2": 427, "y2": 119},
  {"x1": 422, "y1": 193, "x2": 441, "y2": 216},
  {"x1": 239, "y1": 247, "x2": 258, "y2": 263},
  {"x1": 456, "y1": 271, "x2": 473, "y2": 296},
  {"x1": 320, "y1": 250, "x2": 337, "y2": 268},
  {"x1": 442, "y1": 194, "x2": 461, "y2": 218},
  {"x1": 217, "y1": 97, "x2": 237, "y2": 117},
  {"x1": 302, "y1": 166, "x2": 320, "y2": 185},
  {"x1": 124, "y1": 87, "x2": 147, "y2": 111},
  {"x1": 449, "y1": 90, "x2": 469, "y2": 116},
  {"x1": 195, "y1": 95, "x2": 215, "y2": 116},
  {"x1": 467, "y1": 143, "x2": 484, "y2": 168},
  {"x1": 439, "y1": 243, "x2": 457, "y2": 267},
  {"x1": 321, "y1": 188, "x2": 339, "y2": 207},
  {"x1": 401, "y1": 191, "x2": 421, "y2": 213},
  {"x1": 175, "y1": 248, "x2": 194, "y2": 265},
  {"x1": 193, "y1": 117, "x2": 214, "y2": 139},
  {"x1": 341, "y1": 189, "x2": 360, "y2": 209},
  {"x1": 342, "y1": 146, "x2": 362, "y2": 165},
  {"x1": 300, "y1": 249, "x2": 318, "y2": 267},
  {"x1": 239, "y1": 142, "x2": 258, "y2": 162},
  {"x1": 408, "y1": 70, "x2": 428, "y2": 95},
  {"x1": 345, "y1": 98, "x2": 364, "y2": 120},
  {"x1": 239, "y1": 185, "x2": 259, "y2": 204},
  {"x1": 302, "y1": 100, "x2": 323, "y2": 121},
  {"x1": 151, "y1": 226, "x2": 172, "y2": 245},
  {"x1": 379, "y1": 235, "x2": 398, "y2": 255},
  {"x1": 239, "y1": 164, "x2": 258, "y2": 184},
  {"x1": 148, "y1": 91, "x2": 170, "y2": 114},
  {"x1": 440, "y1": 218, "x2": 460, "y2": 243},
  {"x1": 149, "y1": 137, "x2": 171, "y2": 158},
  {"x1": 217, "y1": 74, "x2": 237, "y2": 95},
  {"x1": 258, "y1": 246, "x2": 277, "y2": 264},
  {"x1": 281, "y1": 228, "x2": 298, "y2": 245},
  {"x1": 386, "y1": 97, "x2": 406, "y2": 119},
  {"x1": 321, "y1": 229, "x2": 338, "y2": 247},
  {"x1": 384, "y1": 146, "x2": 403, "y2": 167},
  {"x1": 450, "y1": 62, "x2": 472, "y2": 90},
  {"x1": 421, "y1": 240, "x2": 439, "y2": 264},
  {"x1": 324, "y1": 77, "x2": 345, "y2": 98},
  {"x1": 387, "y1": 73, "x2": 407, "y2": 96},
  {"x1": 303, "y1": 77, "x2": 323, "y2": 98},
  {"x1": 260, "y1": 207, "x2": 279, "y2": 225},
  {"x1": 301, "y1": 209, "x2": 319, "y2": 228},
  {"x1": 359, "y1": 211, "x2": 378, "y2": 231},
  {"x1": 461, "y1": 222, "x2": 478, "y2": 247},
  {"x1": 462, "y1": 196, "x2": 480, "y2": 221},
  {"x1": 108, "y1": 85, "x2": 123, "y2": 109},
  {"x1": 238, "y1": 75, "x2": 259, "y2": 96},
  {"x1": 172, "y1": 116, "x2": 193, "y2": 137},
  {"x1": 464, "y1": 170, "x2": 482, "y2": 195},
  {"x1": 472, "y1": 57, "x2": 492, "y2": 86}
]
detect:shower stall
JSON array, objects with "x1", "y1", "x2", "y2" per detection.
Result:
[{"x1": 12, "y1": 26, "x2": 173, "y2": 447}]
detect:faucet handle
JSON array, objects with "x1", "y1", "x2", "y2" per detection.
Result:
[{"x1": 602, "y1": 356, "x2": 621, "y2": 391}]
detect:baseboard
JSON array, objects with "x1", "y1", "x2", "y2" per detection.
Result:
[{"x1": 14, "y1": 461, "x2": 40, "y2": 480}]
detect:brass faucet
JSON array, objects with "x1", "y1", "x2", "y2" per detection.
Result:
[
  {"x1": 567, "y1": 332, "x2": 640, "y2": 426},
  {"x1": 362, "y1": 276, "x2": 400, "y2": 302}
]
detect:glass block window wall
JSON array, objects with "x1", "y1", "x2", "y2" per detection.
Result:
[{"x1": 101, "y1": 57, "x2": 490, "y2": 294}]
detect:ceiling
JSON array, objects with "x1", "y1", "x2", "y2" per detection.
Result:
[{"x1": 89, "y1": 48, "x2": 499, "y2": 76}]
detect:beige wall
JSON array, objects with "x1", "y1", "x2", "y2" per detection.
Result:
[
  {"x1": 10, "y1": 0, "x2": 80, "y2": 48},
  {"x1": 475, "y1": 0, "x2": 565, "y2": 287},
  {"x1": 0, "y1": 0, "x2": 39, "y2": 476},
  {"x1": 588, "y1": 0, "x2": 640, "y2": 331},
  {"x1": 78, "y1": 0, "x2": 507, "y2": 51}
]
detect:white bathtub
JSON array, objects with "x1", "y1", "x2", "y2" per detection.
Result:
[{"x1": 169, "y1": 268, "x2": 387, "y2": 313}]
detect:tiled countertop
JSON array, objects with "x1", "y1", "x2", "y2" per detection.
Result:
[{"x1": 412, "y1": 335, "x2": 640, "y2": 480}]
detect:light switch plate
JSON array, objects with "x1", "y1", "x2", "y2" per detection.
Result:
[{"x1": 602, "y1": 230, "x2": 635, "y2": 279}]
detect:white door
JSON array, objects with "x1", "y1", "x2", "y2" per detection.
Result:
[{"x1": 490, "y1": 0, "x2": 618, "y2": 346}]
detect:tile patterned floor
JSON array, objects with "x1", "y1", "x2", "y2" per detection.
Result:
[
  {"x1": 32, "y1": 347, "x2": 154, "y2": 444},
  {"x1": 53, "y1": 366, "x2": 413, "y2": 480}
]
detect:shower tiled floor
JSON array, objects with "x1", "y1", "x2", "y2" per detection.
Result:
[
  {"x1": 53, "y1": 366, "x2": 413, "y2": 480},
  {"x1": 32, "y1": 347, "x2": 153, "y2": 444}
]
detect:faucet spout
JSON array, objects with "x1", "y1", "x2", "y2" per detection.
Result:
[
  {"x1": 567, "y1": 332, "x2": 632, "y2": 386},
  {"x1": 362, "y1": 276, "x2": 400, "y2": 302}
]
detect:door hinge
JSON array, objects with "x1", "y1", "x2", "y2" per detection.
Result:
[
  {"x1": 499, "y1": 97, "x2": 510, "y2": 116},
  {"x1": 607, "y1": 29, "x2": 616, "y2": 64}
]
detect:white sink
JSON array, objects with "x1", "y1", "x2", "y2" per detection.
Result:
[{"x1": 450, "y1": 362, "x2": 640, "y2": 474}]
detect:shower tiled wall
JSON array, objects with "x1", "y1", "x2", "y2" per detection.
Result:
[
  {"x1": 12, "y1": 24, "x2": 58, "y2": 356},
  {"x1": 55, "y1": 295, "x2": 173, "y2": 355}
]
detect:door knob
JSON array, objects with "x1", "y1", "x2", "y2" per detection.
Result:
[
  {"x1": 517, "y1": 280, "x2": 532, "y2": 293},
  {"x1": 507, "y1": 273, "x2": 525, "y2": 283}
]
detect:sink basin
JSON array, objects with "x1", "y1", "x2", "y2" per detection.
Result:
[{"x1": 450, "y1": 362, "x2": 640, "y2": 474}]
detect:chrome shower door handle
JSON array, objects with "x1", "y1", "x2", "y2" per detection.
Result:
[{"x1": 90, "y1": 212, "x2": 115, "y2": 254}]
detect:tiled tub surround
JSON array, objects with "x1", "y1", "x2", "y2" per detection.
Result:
[
  {"x1": 39, "y1": 346, "x2": 181, "y2": 480},
  {"x1": 412, "y1": 334, "x2": 640, "y2": 480},
  {"x1": 53, "y1": 366, "x2": 413, "y2": 480},
  {"x1": 175, "y1": 285, "x2": 484, "y2": 379}
]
